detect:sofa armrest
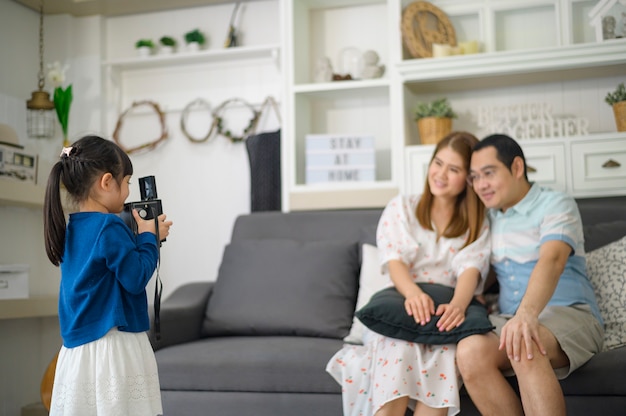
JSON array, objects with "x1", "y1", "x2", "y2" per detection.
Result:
[{"x1": 148, "y1": 281, "x2": 214, "y2": 351}]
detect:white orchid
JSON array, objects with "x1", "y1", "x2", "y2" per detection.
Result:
[
  {"x1": 46, "y1": 61, "x2": 73, "y2": 146},
  {"x1": 46, "y1": 61, "x2": 69, "y2": 88}
]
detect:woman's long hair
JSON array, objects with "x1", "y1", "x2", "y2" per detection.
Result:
[
  {"x1": 415, "y1": 131, "x2": 485, "y2": 248},
  {"x1": 43, "y1": 135, "x2": 133, "y2": 266}
]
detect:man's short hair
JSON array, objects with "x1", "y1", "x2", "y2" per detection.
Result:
[{"x1": 474, "y1": 134, "x2": 528, "y2": 181}]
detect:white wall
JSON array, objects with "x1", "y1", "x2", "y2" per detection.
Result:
[
  {"x1": 0, "y1": 1, "x2": 280, "y2": 414},
  {"x1": 102, "y1": 0, "x2": 281, "y2": 301}
]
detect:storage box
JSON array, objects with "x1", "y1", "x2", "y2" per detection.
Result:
[
  {"x1": 0, "y1": 264, "x2": 29, "y2": 299},
  {"x1": 0, "y1": 142, "x2": 38, "y2": 185},
  {"x1": 305, "y1": 134, "x2": 376, "y2": 184}
]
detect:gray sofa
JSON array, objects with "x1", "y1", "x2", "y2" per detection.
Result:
[{"x1": 149, "y1": 196, "x2": 626, "y2": 416}]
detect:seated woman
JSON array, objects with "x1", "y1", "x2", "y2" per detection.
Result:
[{"x1": 326, "y1": 131, "x2": 490, "y2": 416}]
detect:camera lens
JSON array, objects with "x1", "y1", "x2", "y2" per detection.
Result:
[{"x1": 138, "y1": 208, "x2": 148, "y2": 218}]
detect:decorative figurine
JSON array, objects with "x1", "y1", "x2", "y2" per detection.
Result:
[
  {"x1": 314, "y1": 57, "x2": 334, "y2": 83},
  {"x1": 360, "y1": 50, "x2": 385, "y2": 79}
]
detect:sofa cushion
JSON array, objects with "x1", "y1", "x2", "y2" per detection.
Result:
[
  {"x1": 586, "y1": 235, "x2": 626, "y2": 351},
  {"x1": 202, "y1": 239, "x2": 359, "y2": 338},
  {"x1": 156, "y1": 336, "x2": 343, "y2": 394},
  {"x1": 344, "y1": 244, "x2": 390, "y2": 344},
  {"x1": 583, "y1": 220, "x2": 626, "y2": 252},
  {"x1": 356, "y1": 283, "x2": 494, "y2": 344}
]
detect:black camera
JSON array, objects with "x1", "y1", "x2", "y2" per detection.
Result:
[{"x1": 120, "y1": 176, "x2": 164, "y2": 241}]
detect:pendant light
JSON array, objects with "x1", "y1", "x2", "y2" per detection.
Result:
[{"x1": 26, "y1": 0, "x2": 55, "y2": 139}]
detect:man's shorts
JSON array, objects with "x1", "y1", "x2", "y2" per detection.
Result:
[{"x1": 489, "y1": 304, "x2": 604, "y2": 379}]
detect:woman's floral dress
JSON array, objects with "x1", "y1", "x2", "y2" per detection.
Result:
[{"x1": 326, "y1": 194, "x2": 490, "y2": 416}]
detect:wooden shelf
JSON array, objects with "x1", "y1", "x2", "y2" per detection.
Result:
[
  {"x1": 0, "y1": 181, "x2": 45, "y2": 208},
  {"x1": 0, "y1": 296, "x2": 58, "y2": 320},
  {"x1": 289, "y1": 182, "x2": 398, "y2": 210}
]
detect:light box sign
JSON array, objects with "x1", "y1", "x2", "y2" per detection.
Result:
[{"x1": 305, "y1": 134, "x2": 376, "y2": 184}]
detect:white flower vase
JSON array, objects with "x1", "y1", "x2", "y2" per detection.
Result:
[
  {"x1": 159, "y1": 46, "x2": 175, "y2": 55},
  {"x1": 186, "y1": 42, "x2": 201, "y2": 52},
  {"x1": 136, "y1": 46, "x2": 152, "y2": 58}
]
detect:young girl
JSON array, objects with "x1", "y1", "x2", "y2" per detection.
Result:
[
  {"x1": 326, "y1": 132, "x2": 490, "y2": 416},
  {"x1": 43, "y1": 135, "x2": 172, "y2": 416}
]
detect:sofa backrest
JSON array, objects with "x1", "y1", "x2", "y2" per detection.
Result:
[
  {"x1": 229, "y1": 196, "x2": 626, "y2": 252},
  {"x1": 231, "y1": 209, "x2": 383, "y2": 243},
  {"x1": 575, "y1": 196, "x2": 626, "y2": 226},
  {"x1": 576, "y1": 196, "x2": 626, "y2": 252}
]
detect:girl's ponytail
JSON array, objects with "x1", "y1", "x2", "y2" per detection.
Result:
[{"x1": 44, "y1": 161, "x2": 66, "y2": 266}]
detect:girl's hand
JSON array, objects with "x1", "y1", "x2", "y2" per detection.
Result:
[
  {"x1": 435, "y1": 303, "x2": 466, "y2": 332},
  {"x1": 156, "y1": 213, "x2": 173, "y2": 242},
  {"x1": 132, "y1": 210, "x2": 173, "y2": 242},
  {"x1": 404, "y1": 291, "x2": 435, "y2": 325}
]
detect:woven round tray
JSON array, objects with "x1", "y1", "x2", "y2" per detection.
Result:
[{"x1": 401, "y1": 1, "x2": 456, "y2": 58}]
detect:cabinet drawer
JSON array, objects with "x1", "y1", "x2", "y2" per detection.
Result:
[
  {"x1": 571, "y1": 140, "x2": 626, "y2": 192},
  {"x1": 520, "y1": 143, "x2": 567, "y2": 192}
]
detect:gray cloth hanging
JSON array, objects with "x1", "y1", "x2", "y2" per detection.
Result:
[{"x1": 245, "y1": 129, "x2": 281, "y2": 211}]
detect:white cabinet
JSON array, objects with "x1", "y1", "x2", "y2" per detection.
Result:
[
  {"x1": 405, "y1": 133, "x2": 626, "y2": 197},
  {"x1": 571, "y1": 135, "x2": 626, "y2": 195},
  {"x1": 282, "y1": 0, "x2": 626, "y2": 210},
  {"x1": 0, "y1": 181, "x2": 45, "y2": 208}
]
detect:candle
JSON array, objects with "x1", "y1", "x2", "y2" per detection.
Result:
[
  {"x1": 459, "y1": 40, "x2": 479, "y2": 55},
  {"x1": 432, "y1": 43, "x2": 452, "y2": 57}
]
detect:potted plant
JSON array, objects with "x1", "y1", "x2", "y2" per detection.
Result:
[
  {"x1": 135, "y1": 39, "x2": 154, "y2": 57},
  {"x1": 414, "y1": 98, "x2": 457, "y2": 144},
  {"x1": 605, "y1": 82, "x2": 626, "y2": 132},
  {"x1": 159, "y1": 36, "x2": 177, "y2": 54},
  {"x1": 184, "y1": 29, "x2": 206, "y2": 52}
]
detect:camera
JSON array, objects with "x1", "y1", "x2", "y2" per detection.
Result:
[{"x1": 120, "y1": 175, "x2": 164, "y2": 241}]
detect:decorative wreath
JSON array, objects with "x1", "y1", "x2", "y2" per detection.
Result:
[
  {"x1": 113, "y1": 100, "x2": 168, "y2": 154},
  {"x1": 180, "y1": 98, "x2": 218, "y2": 143},
  {"x1": 401, "y1": 1, "x2": 456, "y2": 58},
  {"x1": 213, "y1": 98, "x2": 260, "y2": 143}
]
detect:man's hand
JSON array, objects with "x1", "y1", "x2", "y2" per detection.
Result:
[{"x1": 499, "y1": 310, "x2": 547, "y2": 361}]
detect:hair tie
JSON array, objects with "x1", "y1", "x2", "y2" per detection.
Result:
[{"x1": 60, "y1": 147, "x2": 73, "y2": 158}]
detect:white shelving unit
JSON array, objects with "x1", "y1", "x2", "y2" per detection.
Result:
[
  {"x1": 0, "y1": 181, "x2": 45, "y2": 208},
  {"x1": 282, "y1": 0, "x2": 626, "y2": 210},
  {"x1": 0, "y1": 296, "x2": 58, "y2": 320},
  {"x1": 283, "y1": 0, "x2": 400, "y2": 210}
]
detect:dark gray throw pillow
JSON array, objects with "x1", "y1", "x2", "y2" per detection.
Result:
[
  {"x1": 356, "y1": 283, "x2": 494, "y2": 344},
  {"x1": 202, "y1": 239, "x2": 359, "y2": 338}
]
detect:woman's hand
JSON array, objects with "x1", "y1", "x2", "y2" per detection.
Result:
[
  {"x1": 404, "y1": 289, "x2": 435, "y2": 325},
  {"x1": 435, "y1": 303, "x2": 466, "y2": 331}
]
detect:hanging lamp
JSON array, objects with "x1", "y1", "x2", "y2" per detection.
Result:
[{"x1": 26, "y1": 0, "x2": 55, "y2": 139}]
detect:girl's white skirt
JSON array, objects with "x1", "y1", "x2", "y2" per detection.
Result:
[{"x1": 49, "y1": 328, "x2": 163, "y2": 416}]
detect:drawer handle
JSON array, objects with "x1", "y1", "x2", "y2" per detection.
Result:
[
  {"x1": 527, "y1": 165, "x2": 537, "y2": 173},
  {"x1": 602, "y1": 159, "x2": 621, "y2": 168}
]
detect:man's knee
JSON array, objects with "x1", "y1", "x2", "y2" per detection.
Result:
[{"x1": 457, "y1": 334, "x2": 495, "y2": 375}]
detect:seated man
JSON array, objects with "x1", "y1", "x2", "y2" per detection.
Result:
[{"x1": 457, "y1": 133, "x2": 604, "y2": 416}]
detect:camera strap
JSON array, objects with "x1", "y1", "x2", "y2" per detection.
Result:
[{"x1": 152, "y1": 211, "x2": 163, "y2": 341}]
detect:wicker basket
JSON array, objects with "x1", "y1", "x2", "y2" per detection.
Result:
[
  {"x1": 613, "y1": 101, "x2": 626, "y2": 132},
  {"x1": 417, "y1": 117, "x2": 452, "y2": 145}
]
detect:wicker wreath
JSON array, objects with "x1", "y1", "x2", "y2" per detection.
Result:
[
  {"x1": 180, "y1": 98, "x2": 218, "y2": 143},
  {"x1": 113, "y1": 100, "x2": 168, "y2": 154},
  {"x1": 401, "y1": 1, "x2": 456, "y2": 59},
  {"x1": 213, "y1": 98, "x2": 260, "y2": 143}
]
